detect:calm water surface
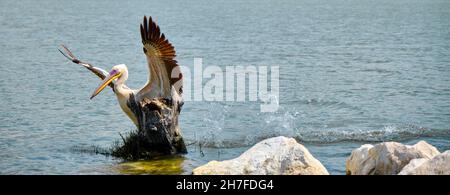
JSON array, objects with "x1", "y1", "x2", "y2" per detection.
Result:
[{"x1": 1, "y1": 0, "x2": 450, "y2": 174}]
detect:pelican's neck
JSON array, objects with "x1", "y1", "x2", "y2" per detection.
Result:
[
  {"x1": 113, "y1": 69, "x2": 138, "y2": 126},
  {"x1": 114, "y1": 69, "x2": 132, "y2": 97}
]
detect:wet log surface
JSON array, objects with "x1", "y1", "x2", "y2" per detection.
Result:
[{"x1": 112, "y1": 93, "x2": 186, "y2": 160}]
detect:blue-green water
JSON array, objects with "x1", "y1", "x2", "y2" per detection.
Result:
[{"x1": 1, "y1": 0, "x2": 450, "y2": 174}]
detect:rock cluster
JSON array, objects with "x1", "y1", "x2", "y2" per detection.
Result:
[
  {"x1": 345, "y1": 141, "x2": 441, "y2": 175},
  {"x1": 192, "y1": 136, "x2": 449, "y2": 175}
]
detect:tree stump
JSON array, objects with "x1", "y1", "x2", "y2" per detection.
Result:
[{"x1": 112, "y1": 93, "x2": 186, "y2": 160}]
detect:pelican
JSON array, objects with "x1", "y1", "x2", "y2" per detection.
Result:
[{"x1": 59, "y1": 16, "x2": 183, "y2": 127}]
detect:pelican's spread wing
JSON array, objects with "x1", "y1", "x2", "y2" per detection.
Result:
[
  {"x1": 58, "y1": 45, "x2": 114, "y2": 89},
  {"x1": 139, "y1": 16, "x2": 182, "y2": 98}
]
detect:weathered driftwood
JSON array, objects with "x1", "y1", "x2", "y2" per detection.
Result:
[{"x1": 112, "y1": 93, "x2": 186, "y2": 160}]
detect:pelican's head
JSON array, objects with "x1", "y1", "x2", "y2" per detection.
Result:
[{"x1": 90, "y1": 64, "x2": 128, "y2": 99}]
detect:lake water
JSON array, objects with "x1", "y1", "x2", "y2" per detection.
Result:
[{"x1": 1, "y1": 0, "x2": 450, "y2": 174}]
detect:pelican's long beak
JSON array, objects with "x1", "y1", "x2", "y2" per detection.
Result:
[{"x1": 90, "y1": 70, "x2": 121, "y2": 99}]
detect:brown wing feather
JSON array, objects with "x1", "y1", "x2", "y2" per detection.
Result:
[
  {"x1": 58, "y1": 45, "x2": 114, "y2": 89},
  {"x1": 140, "y1": 16, "x2": 182, "y2": 94}
]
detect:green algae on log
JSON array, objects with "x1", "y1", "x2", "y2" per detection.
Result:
[{"x1": 114, "y1": 156, "x2": 185, "y2": 175}]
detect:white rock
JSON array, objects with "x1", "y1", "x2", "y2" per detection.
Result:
[
  {"x1": 346, "y1": 141, "x2": 440, "y2": 175},
  {"x1": 192, "y1": 136, "x2": 329, "y2": 175},
  {"x1": 345, "y1": 144, "x2": 374, "y2": 175},
  {"x1": 399, "y1": 151, "x2": 450, "y2": 175},
  {"x1": 397, "y1": 158, "x2": 428, "y2": 174}
]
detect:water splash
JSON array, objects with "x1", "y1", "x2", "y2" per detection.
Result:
[{"x1": 187, "y1": 125, "x2": 450, "y2": 148}]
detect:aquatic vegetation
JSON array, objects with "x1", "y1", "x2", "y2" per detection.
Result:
[{"x1": 110, "y1": 130, "x2": 154, "y2": 160}]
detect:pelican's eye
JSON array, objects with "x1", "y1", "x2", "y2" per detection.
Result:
[{"x1": 109, "y1": 69, "x2": 118, "y2": 75}]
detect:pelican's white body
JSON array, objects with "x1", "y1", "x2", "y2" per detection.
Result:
[{"x1": 110, "y1": 64, "x2": 138, "y2": 126}]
